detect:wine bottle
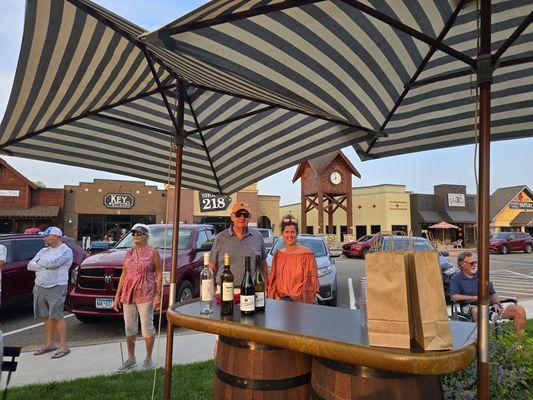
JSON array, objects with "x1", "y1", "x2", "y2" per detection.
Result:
[
  {"x1": 254, "y1": 255, "x2": 265, "y2": 312},
  {"x1": 200, "y1": 252, "x2": 214, "y2": 314},
  {"x1": 240, "y1": 257, "x2": 255, "y2": 315},
  {"x1": 220, "y1": 253, "x2": 234, "y2": 315}
]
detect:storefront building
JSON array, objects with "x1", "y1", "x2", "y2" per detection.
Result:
[
  {"x1": 410, "y1": 184, "x2": 477, "y2": 245},
  {"x1": 280, "y1": 184, "x2": 412, "y2": 242},
  {"x1": 490, "y1": 185, "x2": 533, "y2": 235},
  {"x1": 0, "y1": 158, "x2": 64, "y2": 233}
]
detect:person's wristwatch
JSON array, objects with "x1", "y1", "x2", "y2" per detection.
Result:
[{"x1": 155, "y1": 290, "x2": 161, "y2": 295}]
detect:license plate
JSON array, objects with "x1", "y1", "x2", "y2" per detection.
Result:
[{"x1": 96, "y1": 298, "x2": 113, "y2": 309}]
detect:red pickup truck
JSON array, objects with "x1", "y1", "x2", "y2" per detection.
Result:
[{"x1": 66, "y1": 224, "x2": 215, "y2": 321}]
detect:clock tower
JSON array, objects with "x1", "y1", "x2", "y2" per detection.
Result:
[{"x1": 293, "y1": 150, "x2": 361, "y2": 235}]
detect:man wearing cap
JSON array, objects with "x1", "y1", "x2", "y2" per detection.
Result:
[
  {"x1": 209, "y1": 202, "x2": 268, "y2": 290},
  {"x1": 27, "y1": 227, "x2": 73, "y2": 358}
]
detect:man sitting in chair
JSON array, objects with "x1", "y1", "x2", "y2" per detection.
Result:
[{"x1": 450, "y1": 252, "x2": 526, "y2": 332}]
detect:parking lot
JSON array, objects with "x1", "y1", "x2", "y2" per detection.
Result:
[{"x1": 2, "y1": 252, "x2": 533, "y2": 350}]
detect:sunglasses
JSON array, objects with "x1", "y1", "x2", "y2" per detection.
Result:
[
  {"x1": 131, "y1": 231, "x2": 147, "y2": 237},
  {"x1": 464, "y1": 261, "x2": 478, "y2": 266},
  {"x1": 283, "y1": 218, "x2": 298, "y2": 224},
  {"x1": 234, "y1": 211, "x2": 250, "y2": 218}
]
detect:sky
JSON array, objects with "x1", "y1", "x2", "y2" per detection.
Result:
[{"x1": 0, "y1": 0, "x2": 531, "y2": 206}]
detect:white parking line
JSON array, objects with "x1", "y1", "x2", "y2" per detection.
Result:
[
  {"x1": 348, "y1": 278, "x2": 356, "y2": 310},
  {"x1": 3, "y1": 314, "x2": 75, "y2": 337},
  {"x1": 493, "y1": 270, "x2": 533, "y2": 278}
]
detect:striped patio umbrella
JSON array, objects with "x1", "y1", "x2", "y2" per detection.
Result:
[{"x1": 140, "y1": 1, "x2": 532, "y2": 398}]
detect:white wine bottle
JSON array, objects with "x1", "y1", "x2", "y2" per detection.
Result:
[
  {"x1": 220, "y1": 253, "x2": 234, "y2": 315},
  {"x1": 200, "y1": 252, "x2": 214, "y2": 314},
  {"x1": 254, "y1": 255, "x2": 265, "y2": 312},
  {"x1": 240, "y1": 256, "x2": 255, "y2": 315}
]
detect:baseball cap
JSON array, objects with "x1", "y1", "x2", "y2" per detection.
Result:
[
  {"x1": 231, "y1": 202, "x2": 251, "y2": 215},
  {"x1": 131, "y1": 224, "x2": 150, "y2": 235},
  {"x1": 41, "y1": 226, "x2": 63, "y2": 237}
]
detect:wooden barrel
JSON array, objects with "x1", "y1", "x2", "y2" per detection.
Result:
[
  {"x1": 311, "y1": 357, "x2": 443, "y2": 400},
  {"x1": 215, "y1": 336, "x2": 311, "y2": 400}
]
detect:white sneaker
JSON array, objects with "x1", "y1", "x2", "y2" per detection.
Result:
[
  {"x1": 118, "y1": 358, "x2": 137, "y2": 371},
  {"x1": 142, "y1": 359, "x2": 154, "y2": 370}
]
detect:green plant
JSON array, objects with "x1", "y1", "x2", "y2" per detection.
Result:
[{"x1": 442, "y1": 329, "x2": 532, "y2": 400}]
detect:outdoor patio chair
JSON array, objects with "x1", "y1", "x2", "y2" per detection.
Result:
[{"x1": 2, "y1": 346, "x2": 21, "y2": 400}]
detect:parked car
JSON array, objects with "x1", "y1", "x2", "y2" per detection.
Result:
[
  {"x1": 489, "y1": 232, "x2": 533, "y2": 254},
  {"x1": 255, "y1": 228, "x2": 277, "y2": 250},
  {"x1": 66, "y1": 224, "x2": 215, "y2": 321},
  {"x1": 342, "y1": 234, "x2": 377, "y2": 258},
  {"x1": 266, "y1": 234, "x2": 338, "y2": 306},
  {"x1": 86, "y1": 241, "x2": 115, "y2": 256},
  {"x1": 370, "y1": 235, "x2": 456, "y2": 303},
  {"x1": 0, "y1": 234, "x2": 86, "y2": 308}
]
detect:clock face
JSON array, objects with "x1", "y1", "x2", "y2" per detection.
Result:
[{"x1": 330, "y1": 171, "x2": 342, "y2": 185}]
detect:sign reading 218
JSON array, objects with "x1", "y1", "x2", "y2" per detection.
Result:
[{"x1": 199, "y1": 192, "x2": 232, "y2": 212}]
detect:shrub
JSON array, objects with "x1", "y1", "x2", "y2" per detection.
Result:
[{"x1": 442, "y1": 329, "x2": 532, "y2": 400}]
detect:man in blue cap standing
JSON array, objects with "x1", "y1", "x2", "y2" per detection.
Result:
[{"x1": 28, "y1": 227, "x2": 73, "y2": 358}]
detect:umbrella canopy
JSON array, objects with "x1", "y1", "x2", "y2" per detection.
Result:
[
  {"x1": 0, "y1": 0, "x2": 370, "y2": 194},
  {"x1": 429, "y1": 221, "x2": 460, "y2": 229},
  {"x1": 141, "y1": 0, "x2": 532, "y2": 158}
]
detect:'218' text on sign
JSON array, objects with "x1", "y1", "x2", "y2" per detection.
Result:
[
  {"x1": 199, "y1": 192, "x2": 231, "y2": 212},
  {"x1": 104, "y1": 193, "x2": 135, "y2": 209}
]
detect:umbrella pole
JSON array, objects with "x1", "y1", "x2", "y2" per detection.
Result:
[
  {"x1": 477, "y1": 1, "x2": 492, "y2": 399},
  {"x1": 163, "y1": 82, "x2": 186, "y2": 400}
]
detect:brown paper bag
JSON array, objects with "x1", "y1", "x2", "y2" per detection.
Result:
[
  {"x1": 409, "y1": 251, "x2": 453, "y2": 350},
  {"x1": 365, "y1": 252, "x2": 411, "y2": 349}
]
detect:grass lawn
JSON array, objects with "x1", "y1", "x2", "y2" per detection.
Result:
[
  {"x1": 5, "y1": 360, "x2": 215, "y2": 400},
  {"x1": 527, "y1": 318, "x2": 533, "y2": 337}
]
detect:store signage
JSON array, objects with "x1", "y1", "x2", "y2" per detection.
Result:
[
  {"x1": 199, "y1": 192, "x2": 232, "y2": 212},
  {"x1": 0, "y1": 190, "x2": 20, "y2": 197},
  {"x1": 448, "y1": 193, "x2": 465, "y2": 207},
  {"x1": 103, "y1": 193, "x2": 134, "y2": 209},
  {"x1": 509, "y1": 201, "x2": 533, "y2": 210}
]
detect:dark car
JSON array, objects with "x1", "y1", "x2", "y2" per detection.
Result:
[
  {"x1": 342, "y1": 234, "x2": 377, "y2": 258},
  {"x1": 0, "y1": 234, "x2": 86, "y2": 308},
  {"x1": 266, "y1": 234, "x2": 338, "y2": 306},
  {"x1": 87, "y1": 241, "x2": 116, "y2": 256},
  {"x1": 489, "y1": 232, "x2": 533, "y2": 254},
  {"x1": 66, "y1": 224, "x2": 215, "y2": 321}
]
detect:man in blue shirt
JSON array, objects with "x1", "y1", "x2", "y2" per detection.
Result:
[{"x1": 450, "y1": 251, "x2": 526, "y2": 332}]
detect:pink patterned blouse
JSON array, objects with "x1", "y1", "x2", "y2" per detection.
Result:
[{"x1": 120, "y1": 246, "x2": 156, "y2": 304}]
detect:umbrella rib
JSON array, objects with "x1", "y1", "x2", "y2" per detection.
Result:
[
  {"x1": 186, "y1": 93, "x2": 223, "y2": 194},
  {"x1": 186, "y1": 105, "x2": 276, "y2": 135},
  {"x1": 0, "y1": 85, "x2": 176, "y2": 150},
  {"x1": 144, "y1": 50, "x2": 183, "y2": 138},
  {"x1": 365, "y1": 0, "x2": 468, "y2": 156},
  {"x1": 493, "y1": 11, "x2": 533, "y2": 64},
  {"x1": 341, "y1": 0, "x2": 475, "y2": 67}
]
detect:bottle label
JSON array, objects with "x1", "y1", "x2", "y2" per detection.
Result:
[
  {"x1": 240, "y1": 295, "x2": 255, "y2": 312},
  {"x1": 201, "y1": 279, "x2": 214, "y2": 301},
  {"x1": 255, "y1": 291, "x2": 265, "y2": 307},
  {"x1": 222, "y1": 282, "x2": 234, "y2": 301}
]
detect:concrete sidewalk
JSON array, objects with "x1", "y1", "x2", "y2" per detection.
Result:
[{"x1": 8, "y1": 331, "x2": 216, "y2": 388}]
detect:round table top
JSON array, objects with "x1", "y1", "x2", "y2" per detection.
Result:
[{"x1": 167, "y1": 299, "x2": 477, "y2": 375}]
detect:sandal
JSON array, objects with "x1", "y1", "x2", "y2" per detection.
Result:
[
  {"x1": 51, "y1": 348, "x2": 71, "y2": 359},
  {"x1": 33, "y1": 346, "x2": 57, "y2": 356}
]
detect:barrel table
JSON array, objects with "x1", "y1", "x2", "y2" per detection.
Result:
[{"x1": 167, "y1": 299, "x2": 476, "y2": 400}]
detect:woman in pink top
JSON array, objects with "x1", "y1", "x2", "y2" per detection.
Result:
[
  {"x1": 267, "y1": 215, "x2": 319, "y2": 304},
  {"x1": 113, "y1": 224, "x2": 162, "y2": 371}
]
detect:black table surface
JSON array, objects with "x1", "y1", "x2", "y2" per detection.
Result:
[{"x1": 168, "y1": 299, "x2": 478, "y2": 374}]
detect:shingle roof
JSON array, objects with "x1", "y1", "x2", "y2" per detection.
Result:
[{"x1": 490, "y1": 186, "x2": 532, "y2": 220}]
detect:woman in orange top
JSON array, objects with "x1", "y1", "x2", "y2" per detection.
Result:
[{"x1": 267, "y1": 215, "x2": 319, "y2": 303}]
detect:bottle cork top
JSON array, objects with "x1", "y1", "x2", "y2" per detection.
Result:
[
  {"x1": 224, "y1": 253, "x2": 230, "y2": 265},
  {"x1": 203, "y1": 252, "x2": 210, "y2": 265}
]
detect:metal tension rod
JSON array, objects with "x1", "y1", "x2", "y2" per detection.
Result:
[{"x1": 493, "y1": 11, "x2": 533, "y2": 63}]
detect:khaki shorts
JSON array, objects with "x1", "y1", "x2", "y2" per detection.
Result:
[{"x1": 33, "y1": 285, "x2": 67, "y2": 319}]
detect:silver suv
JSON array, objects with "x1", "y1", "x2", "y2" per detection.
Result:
[{"x1": 255, "y1": 228, "x2": 276, "y2": 250}]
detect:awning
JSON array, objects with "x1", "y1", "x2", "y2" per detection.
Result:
[
  {"x1": 0, "y1": 206, "x2": 60, "y2": 218},
  {"x1": 417, "y1": 210, "x2": 445, "y2": 224},
  {"x1": 445, "y1": 210, "x2": 477, "y2": 224},
  {"x1": 510, "y1": 212, "x2": 533, "y2": 227}
]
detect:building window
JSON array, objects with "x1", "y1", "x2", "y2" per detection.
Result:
[
  {"x1": 257, "y1": 216, "x2": 272, "y2": 229},
  {"x1": 340, "y1": 226, "x2": 348, "y2": 241},
  {"x1": 392, "y1": 225, "x2": 408, "y2": 234},
  {"x1": 371, "y1": 225, "x2": 381, "y2": 234},
  {"x1": 356, "y1": 225, "x2": 367, "y2": 239},
  {"x1": 306, "y1": 226, "x2": 314, "y2": 235},
  {"x1": 326, "y1": 225, "x2": 337, "y2": 235}
]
